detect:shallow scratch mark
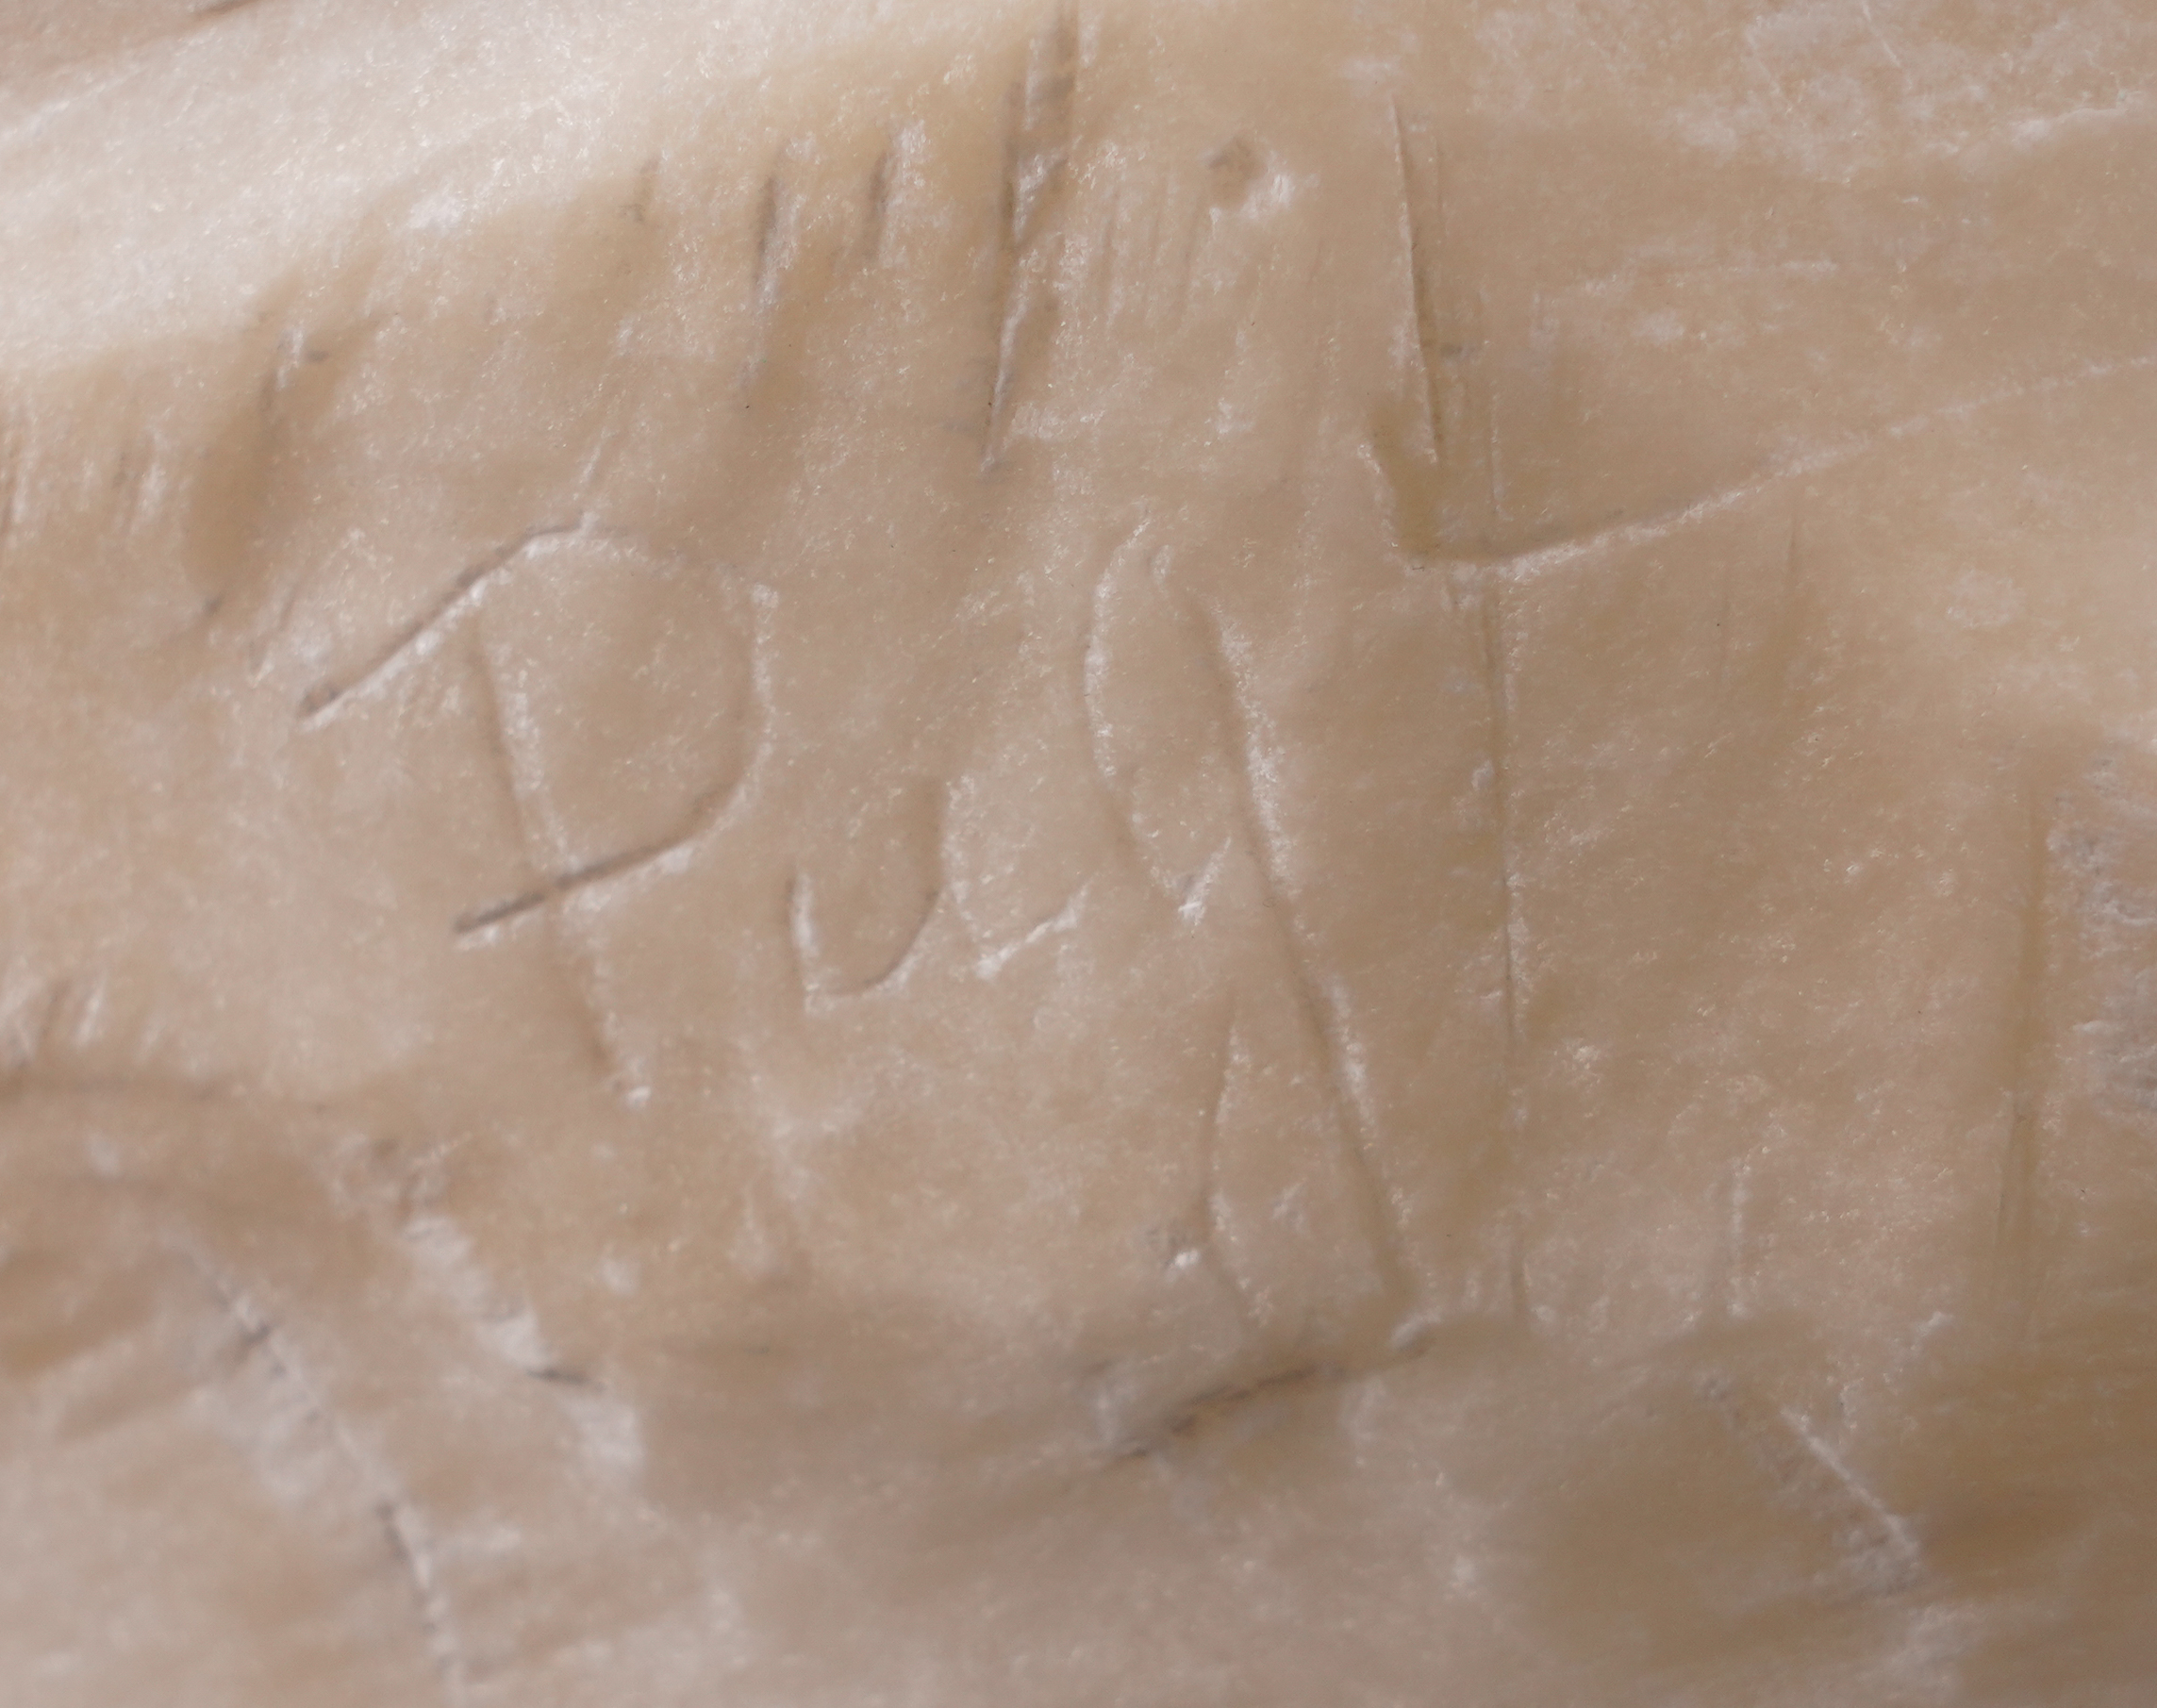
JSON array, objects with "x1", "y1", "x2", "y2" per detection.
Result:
[
  {"x1": 1195, "y1": 1019, "x2": 1253, "y2": 1328},
  {"x1": 1778, "y1": 1404, "x2": 1923, "y2": 1574},
  {"x1": 373, "y1": 1500, "x2": 466, "y2": 1703},
  {"x1": 1177, "y1": 844, "x2": 1227, "y2": 926},
  {"x1": 1079, "y1": 532, "x2": 1153, "y2": 853},
  {"x1": 1152, "y1": 1361, "x2": 1330, "y2": 1448},
  {"x1": 1506, "y1": 1223, "x2": 1531, "y2": 1329},
  {"x1": 783, "y1": 869, "x2": 812, "y2": 994},
  {"x1": 299, "y1": 520, "x2": 586, "y2": 723},
  {"x1": 984, "y1": 10, "x2": 1077, "y2": 466},
  {"x1": 862, "y1": 885, "x2": 940, "y2": 992},
  {"x1": 184, "y1": 1254, "x2": 467, "y2": 1704},
  {"x1": 1724, "y1": 1155, "x2": 1753, "y2": 1320},
  {"x1": 464, "y1": 634, "x2": 622, "y2": 1088},
  {"x1": 0, "y1": 413, "x2": 20, "y2": 559},
  {"x1": 1746, "y1": 40, "x2": 1800, "y2": 118},
  {"x1": 1092, "y1": 185, "x2": 1122, "y2": 319},
  {"x1": 1113, "y1": 1302, "x2": 1476, "y2": 1460},
  {"x1": 1478, "y1": 579, "x2": 1522, "y2": 1106},
  {"x1": 985, "y1": 287, "x2": 1029, "y2": 464},
  {"x1": 1856, "y1": 0, "x2": 1908, "y2": 78},
  {"x1": 1188, "y1": 605, "x2": 1412, "y2": 1320},
  {"x1": 31, "y1": 979, "x2": 70, "y2": 1071},
  {"x1": 861, "y1": 144, "x2": 892, "y2": 263},
  {"x1": 1701, "y1": 1370, "x2": 1921, "y2": 1584},
  {"x1": 455, "y1": 776, "x2": 747, "y2": 937},
  {"x1": 752, "y1": 169, "x2": 788, "y2": 315},
  {"x1": 1995, "y1": 782, "x2": 2052, "y2": 1322},
  {"x1": 1389, "y1": 101, "x2": 1443, "y2": 472},
  {"x1": 456, "y1": 585, "x2": 778, "y2": 940},
  {"x1": 1136, "y1": 190, "x2": 1167, "y2": 334},
  {"x1": 1446, "y1": 345, "x2": 2157, "y2": 587},
  {"x1": 1484, "y1": 397, "x2": 1503, "y2": 529},
  {"x1": 623, "y1": 155, "x2": 658, "y2": 225},
  {"x1": 1081, "y1": 551, "x2": 1119, "y2": 794},
  {"x1": 1714, "y1": 565, "x2": 1734, "y2": 694},
  {"x1": 1081, "y1": 531, "x2": 1197, "y2": 896},
  {"x1": 974, "y1": 884, "x2": 1087, "y2": 980},
  {"x1": 790, "y1": 837, "x2": 944, "y2": 1008}
]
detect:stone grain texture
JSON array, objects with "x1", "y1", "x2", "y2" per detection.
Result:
[{"x1": 4, "y1": 0, "x2": 2157, "y2": 1701}]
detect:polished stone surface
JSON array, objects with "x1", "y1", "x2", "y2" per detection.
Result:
[{"x1": 4, "y1": 2, "x2": 2157, "y2": 1701}]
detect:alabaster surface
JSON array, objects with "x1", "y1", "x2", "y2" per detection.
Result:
[{"x1": 4, "y1": 1, "x2": 2157, "y2": 1702}]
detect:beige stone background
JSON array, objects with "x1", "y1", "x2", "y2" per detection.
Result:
[{"x1": 4, "y1": 0, "x2": 2157, "y2": 1701}]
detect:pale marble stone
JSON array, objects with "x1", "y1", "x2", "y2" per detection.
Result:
[{"x1": 4, "y1": 1, "x2": 2157, "y2": 1702}]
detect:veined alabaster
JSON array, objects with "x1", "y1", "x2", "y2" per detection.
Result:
[{"x1": 4, "y1": 1, "x2": 2157, "y2": 1701}]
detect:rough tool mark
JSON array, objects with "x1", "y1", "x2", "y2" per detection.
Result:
[
  {"x1": 456, "y1": 584, "x2": 777, "y2": 939},
  {"x1": 1994, "y1": 784, "x2": 2053, "y2": 1322},
  {"x1": 1190, "y1": 606, "x2": 1413, "y2": 1321},
  {"x1": 1447, "y1": 344, "x2": 2157, "y2": 588},
  {"x1": 186, "y1": 1255, "x2": 468, "y2": 1705},
  {"x1": 984, "y1": 9, "x2": 1077, "y2": 465},
  {"x1": 298, "y1": 520, "x2": 587, "y2": 722}
]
